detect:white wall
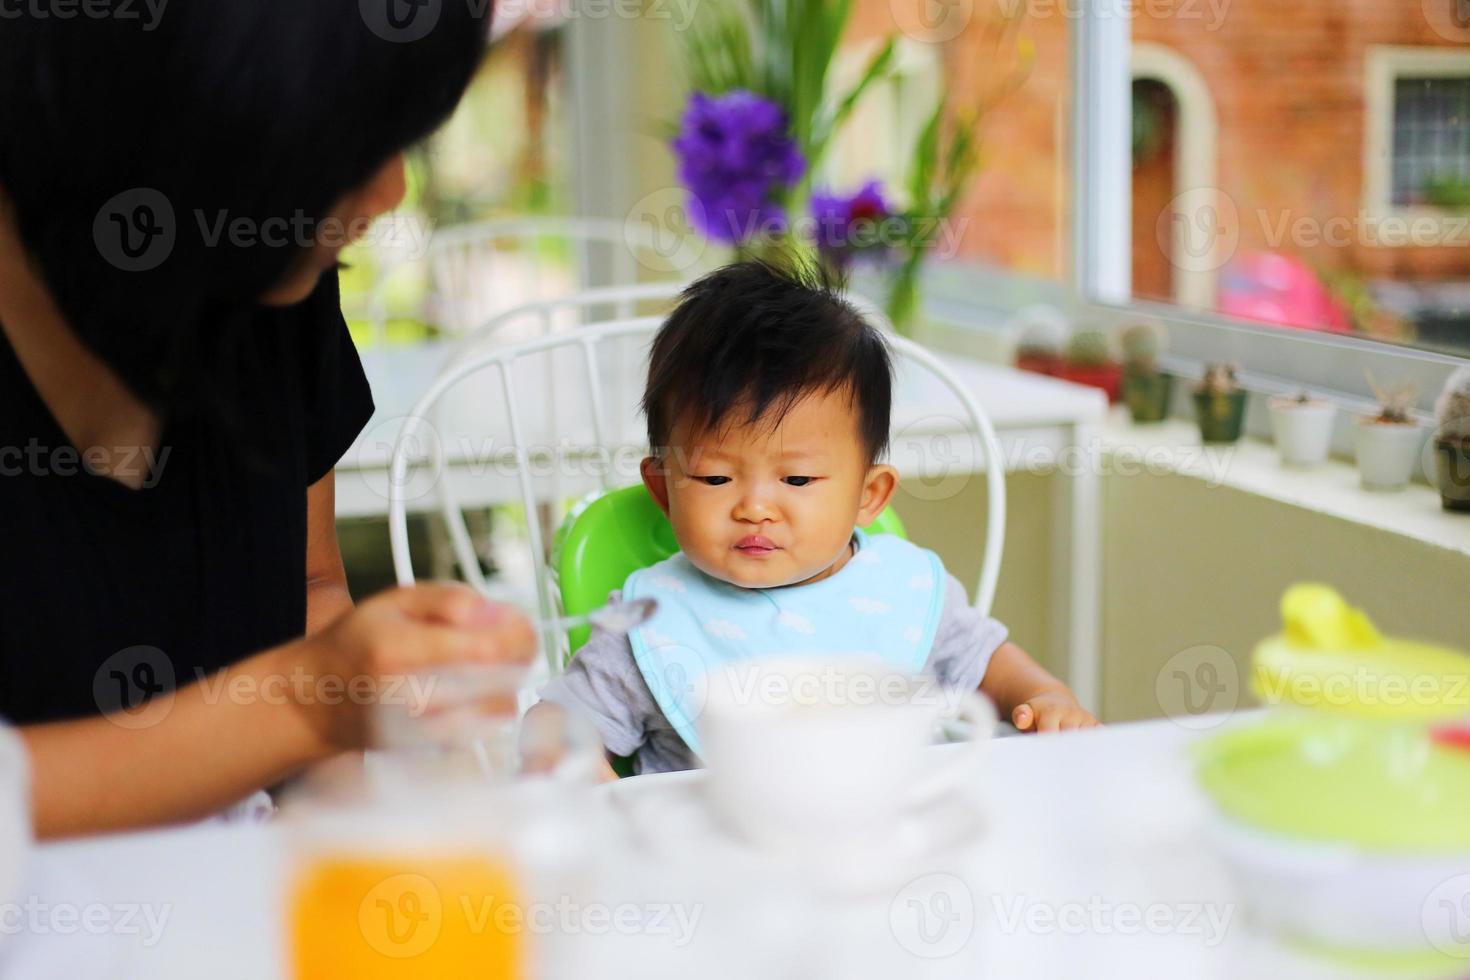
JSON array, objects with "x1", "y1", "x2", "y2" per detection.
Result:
[{"x1": 897, "y1": 465, "x2": 1470, "y2": 724}]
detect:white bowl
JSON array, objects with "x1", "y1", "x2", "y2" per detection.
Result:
[{"x1": 1209, "y1": 812, "x2": 1470, "y2": 965}]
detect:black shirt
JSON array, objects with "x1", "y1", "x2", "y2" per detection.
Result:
[{"x1": 0, "y1": 272, "x2": 375, "y2": 724}]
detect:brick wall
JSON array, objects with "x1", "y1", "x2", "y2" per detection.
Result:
[{"x1": 860, "y1": 0, "x2": 1470, "y2": 300}]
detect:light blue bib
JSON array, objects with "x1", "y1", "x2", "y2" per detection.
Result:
[{"x1": 623, "y1": 528, "x2": 945, "y2": 759}]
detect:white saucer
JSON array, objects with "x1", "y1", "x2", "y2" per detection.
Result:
[{"x1": 599, "y1": 768, "x2": 987, "y2": 897}]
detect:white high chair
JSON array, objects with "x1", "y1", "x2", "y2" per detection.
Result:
[
  {"x1": 424, "y1": 282, "x2": 906, "y2": 569},
  {"x1": 387, "y1": 315, "x2": 1008, "y2": 673}
]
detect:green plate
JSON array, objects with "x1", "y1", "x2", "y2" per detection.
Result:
[{"x1": 1195, "y1": 718, "x2": 1470, "y2": 852}]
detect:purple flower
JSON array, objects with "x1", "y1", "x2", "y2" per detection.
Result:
[
  {"x1": 673, "y1": 90, "x2": 806, "y2": 246},
  {"x1": 811, "y1": 179, "x2": 900, "y2": 269}
]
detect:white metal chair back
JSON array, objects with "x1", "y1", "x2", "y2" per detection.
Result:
[
  {"x1": 388, "y1": 318, "x2": 1007, "y2": 672},
  {"x1": 365, "y1": 217, "x2": 669, "y2": 347},
  {"x1": 447, "y1": 280, "x2": 690, "y2": 363},
  {"x1": 448, "y1": 279, "x2": 899, "y2": 362},
  {"x1": 430, "y1": 283, "x2": 897, "y2": 526}
]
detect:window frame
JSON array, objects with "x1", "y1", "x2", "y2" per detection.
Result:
[
  {"x1": 1066, "y1": 9, "x2": 1470, "y2": 415},
  {"x1": 1364, "y1": 45, "x2": 1470, "y2": 226}
]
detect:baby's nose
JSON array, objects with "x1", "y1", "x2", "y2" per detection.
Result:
[{"x1": 733, "y1": 490, "x2": 777, "y2": 522}]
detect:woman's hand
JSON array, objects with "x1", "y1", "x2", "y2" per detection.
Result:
[
  {"x1": 23, "y1": 583, "x2": 537, "y2": 838},
  {"x1": 282, "y1": 582, "x2": 538, "y2": 753}
]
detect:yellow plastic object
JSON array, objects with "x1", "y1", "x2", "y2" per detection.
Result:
[{"x1": 1251, "y1": 584, "x2": 1470, "y2": 723}]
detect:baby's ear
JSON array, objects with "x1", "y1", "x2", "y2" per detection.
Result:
[
  {"x1": 640, "y1": 455, "x2": 672, "y2": 515},
  {"x1": 857, "y1": 463, "x2": 899, "y2": 525}
]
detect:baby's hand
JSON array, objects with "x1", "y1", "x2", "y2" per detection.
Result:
[{"x1": 1011, "y1": 692, "x2": 1099, "y2": 733}]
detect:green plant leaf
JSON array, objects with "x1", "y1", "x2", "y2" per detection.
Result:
[
  {"x1": 908, "y1": 97, "x2": 944, "y2": 206},
  {"x1": 808, "y1": 36, "x2": 897, "y2": 175}
]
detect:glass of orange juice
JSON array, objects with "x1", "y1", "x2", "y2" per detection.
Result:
[
  {"x1": 284, "y1": 662, "x2": 602, "y2": 980},
  {"x1": 289, "y1": 831, "x2": 523, "y2": 980}
]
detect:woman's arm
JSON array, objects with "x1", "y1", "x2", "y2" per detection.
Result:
[
  {"x1": 305, "y1": 471, "x2": 355, "y2": 635},
  {"x1": 21, "y1": 642, "x2": 325, "y2": 837},
  {"x1": 20, "y1": 584, "x2": 536, "y2": 839}
]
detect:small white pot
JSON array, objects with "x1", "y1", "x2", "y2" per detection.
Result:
[
  {"x1": 1354, "y1": 418, "x2": 1425, "y2": 491},
  {"x1": 1268, "y1": 398, "x2": 1337, "y2": 467}
]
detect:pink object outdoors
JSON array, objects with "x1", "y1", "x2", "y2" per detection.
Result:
[
  {"x1": 1431, "y1": 725, "x2": 1470, "y2": 753},
  {"x1": 1217, "y1": 252, "x2": 1352, "y2": 333}
]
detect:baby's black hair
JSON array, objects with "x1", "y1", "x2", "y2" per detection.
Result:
[{"x1": 642, "y1": 260, "x2": 893, "y2": 463}]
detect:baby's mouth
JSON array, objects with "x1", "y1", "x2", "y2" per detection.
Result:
[{"x1": 734, "y1": 534, "x2": 779, "y2": 555}]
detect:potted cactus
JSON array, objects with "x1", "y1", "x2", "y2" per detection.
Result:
[
  {"x1": 1353, "y1": 376, "x2": 1422, "y2": 492},
  {"x1": 1056, "y1": 327, "x2": 1122, "y2": 402},
  {"x1": 1193, "y1": 364, "x2": 1248, "y2": 443},
  {"x1": 1120, "y1": 321, "x2": 1172, "y2": 423},
  {"x1": 1432, "y1": 368, "x2": 1470, "y2": 511},
  {"x1": 1267, "y1": 391, "x2": 1337, "y2": 467},
  {"x1": 1012, "y1": 306, "x2": 1069, "y2": 377}
]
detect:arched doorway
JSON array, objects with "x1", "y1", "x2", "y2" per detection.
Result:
[
  {"x1": 1130, "y1": 43, "x2": 1220, "y2": 311},
  {"x1": 1131, "y1": 78, "x2": 1179, "y2": 304}
]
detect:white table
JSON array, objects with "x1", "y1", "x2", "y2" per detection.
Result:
[
  {"x1": 0, "y1": 718, "x2": 1361, "y2": 979},
  {"x1": 335, "y1": 344, "x2": 1109, "y2": 709}
]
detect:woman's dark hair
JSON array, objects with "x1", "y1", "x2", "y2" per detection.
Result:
[
  {"x1": 0, "y1": 0, "x2": 491, "y2": 412},
  {"x1": 642, "y1": 260, "x2": 894, "y2": 463}
]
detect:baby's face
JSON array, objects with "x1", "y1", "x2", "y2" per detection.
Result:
[{"x1": 642, "y1": 387, "x2": 897, "y2": 589}]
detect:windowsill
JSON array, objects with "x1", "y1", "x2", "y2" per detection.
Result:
[{"x1": 1098, "y1": 407, "x2": 1470, "y2": 559}]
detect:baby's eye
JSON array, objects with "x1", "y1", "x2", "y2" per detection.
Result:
[
  {"x1": 693, "y1": 475, "x2": 731, "y2": 486},
  {"x1": 783, "y1": 476, "x2": 816, "y2": 487}
]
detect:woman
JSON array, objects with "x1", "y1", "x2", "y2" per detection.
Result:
[{"x1": 0, "y1": 1, "x2": 535, "y2": 837}]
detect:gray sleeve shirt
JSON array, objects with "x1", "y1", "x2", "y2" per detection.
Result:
[{"x1": 538, "y1": 572, "x2": 1008, "y2": 776}]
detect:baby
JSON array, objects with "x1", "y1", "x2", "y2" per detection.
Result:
[{"x1": 539, "y1": 261, "x2": 1097, "y2": 775}]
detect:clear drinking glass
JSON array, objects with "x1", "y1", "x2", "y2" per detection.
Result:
[{"x1": 283, "y1": 662, "x2": 604, "y2": 980}]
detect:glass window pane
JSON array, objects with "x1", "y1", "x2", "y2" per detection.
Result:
[
  {"x1": 836, "y1": 1, "x2": 1071, "y2": 285},
  {"x1": 1130, "y1": 5, "x2": 1470, "y2": 356}
]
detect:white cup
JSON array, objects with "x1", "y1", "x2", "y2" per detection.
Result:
[{"x1": 697, "y1": 657, "x2": 995, "y2": 851}]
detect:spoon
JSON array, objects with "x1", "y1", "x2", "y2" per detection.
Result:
[{"x1": 541, "y1": 596, "x2": 659, "y2": 638}]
